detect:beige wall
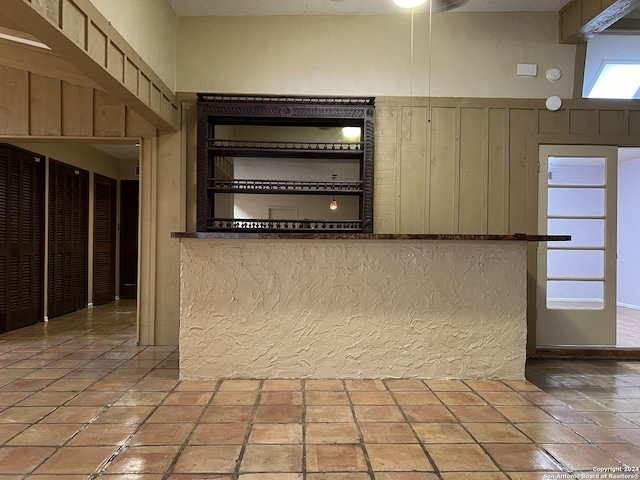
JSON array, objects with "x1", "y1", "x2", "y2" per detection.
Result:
[
  {"x1": 177, "y1": 12, "x2": 575, "y2": 99},
  {"x1": 90, "y1": 0, "x2": 177, "y2": 91}
]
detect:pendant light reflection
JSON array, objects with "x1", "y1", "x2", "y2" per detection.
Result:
[
  {"x1": 341, "y1": 126, "x2": 361, "y2": 140},
  {"x1": 330, "y1": 174, "x2": 338, "y2": 210},
  {"x1": 393, "y1": 0, "x2": 427, "y2": 7}
]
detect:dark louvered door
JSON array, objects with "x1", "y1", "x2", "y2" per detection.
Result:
[
  {"x1": 93, "y1": 174, "x2": 116, "y2": 306},
  {"x1": 48, "y1": 160, "x2": 89, "y2": 318},
  {"x1": 119, "y1": 180, "x2": 138, "y2": 299},
  {"x1": 0, "y1": 144, "x2": 45, "y2": 334}
]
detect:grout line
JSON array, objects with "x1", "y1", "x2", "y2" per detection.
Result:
[{"x1": 343, "y1": 379, "x2": 376, "y2": 480}]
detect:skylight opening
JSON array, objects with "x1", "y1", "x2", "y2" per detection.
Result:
[
  {"x1": 587, "y1": 63, "x2": 640, "y2": 99},
  {"x1": 0, "y1": 32, "x2": 50, "y2": 50}
]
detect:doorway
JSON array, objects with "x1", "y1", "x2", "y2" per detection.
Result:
[
  {"x1": 93, "y1": 173, "x2": 117, "y2": 306},
  {"x1": 537, "y1": 145, "x2": 618, "y2": 347}
]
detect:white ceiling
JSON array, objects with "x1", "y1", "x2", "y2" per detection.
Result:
[{"x1": 168, "y1": 0, "x2": 572, "y2": 17}]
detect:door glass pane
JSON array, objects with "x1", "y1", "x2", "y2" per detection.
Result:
[
  {"x1": 548, "y1": 156, "x2": 605, "y2": 185},
  {"x1": 546, "y1": 280, "x2": 604, "y2": 310},
  {"x1": 547, "y1": 249, "x2": 604, "y2": 278},
  {"x1": 548, "y1": 188, "x2": 605, "y2": 216},
  {"x1": 547, "y1": 218, "x2": 605, "y2": 247}
]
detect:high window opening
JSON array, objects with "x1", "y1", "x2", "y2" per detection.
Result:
[{"x1": 583, "y1": 34, "x2": 640, "y2": 99}]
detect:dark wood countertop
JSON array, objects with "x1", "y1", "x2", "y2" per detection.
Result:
[{"x1": 172, "y1": 232, "x2": 570, "y2": 242}]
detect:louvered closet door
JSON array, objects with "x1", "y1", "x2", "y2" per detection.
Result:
[
  {"x1": 48, "y1": 160, "x2": 89, "y2": 319},
  {"x1": 0, "y1": 144, "x2": 45, "y2": 334},
  {"x1": 93, "y1": 174, "x2": 116, "y2": 306}
]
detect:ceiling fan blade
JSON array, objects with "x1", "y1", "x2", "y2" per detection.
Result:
[{"x1": 432, "y1": 0, "x2": 469, "y2": 12}]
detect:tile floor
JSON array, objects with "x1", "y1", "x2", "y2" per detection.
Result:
[{"x1": 1, "y1": 301, "x2": 640, "y2": 479}]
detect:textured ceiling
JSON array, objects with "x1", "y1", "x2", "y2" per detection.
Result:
[{"x1": 168, "y1": 0, "x2": 572, "y2": 17}]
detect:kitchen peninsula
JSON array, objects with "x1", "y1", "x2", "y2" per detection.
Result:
[{"x1": 172, "y1": 233, "x2": 568, "y2": 380}]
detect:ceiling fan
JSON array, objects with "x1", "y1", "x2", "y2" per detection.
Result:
[{"x1": 393, "y1": 0, "x2": 469, "y2": 12}]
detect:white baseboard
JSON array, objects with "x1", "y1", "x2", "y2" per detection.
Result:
[
  {"x1": 88, "y1": 303, "x2": 94, "y2": 308},
  {"x1": 618, "y1": 302, "x2": 640, "y2": 310}
]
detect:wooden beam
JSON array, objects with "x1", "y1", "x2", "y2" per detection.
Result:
[
  {"x1": 560, "y1": 0, "x2": 640, "y2": 43},
  {"x1": 3, "y1": 0, "x2": 178, "y2": 132}
]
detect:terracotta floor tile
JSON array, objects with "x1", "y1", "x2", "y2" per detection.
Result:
[
  {"x1": 94, "y1": 405, "x2": 154, "y2": 424},
  {"x1": 44, "y1": 378, "x2": 97, "y2": 391},
  {"x1": 218, "y1": 380, "x2": 261, "y2": 392},
  {"x1": 162, "y1": 391, "x2": 212, "y2": 405},
  {"x1": 175, "y1": 380, "x2": 219, "y2": 391},
  {"x1": 308, "y1": 473, "x2": 371, "y2": 480},
  {"x1": 260, "y1": 391, "x2": 302, "y2": 405},
  {"x1": 503, "y1": 381, "x2": 542, "y2": 392},
  {"x1": 131, "y1": 378, "x2": 178, "y2": 391},
  {"x1": 66, "y1": 391, "x2": 123, "y2": 406},
  {"x1": 366, "y1": 443, "x2": 433, "y2": 471},
  {"x1": 519, "y1": 391, "x2": 566, "y2": 406},
  {"x1": 305, "y1": 380, "x2": 345, "y2": 391},
  {"x1": 7, "y1": 423, "x2": 81, "y2": 446},
  {"x1": 393, "y1": 392, "x2": 441, "y2": 405},
  {"x1": 478, "y1": 391, "x2": 530, "y2": 406},
  {"x1": 350, "y1": 391, "x2": 395, "y2": 405},
  {"x1": 542, "y1": 405, "x2": 594, "y2": 424},
  {"x1": 0, "y1": 423, "x2": 27, "y2": 443},
  {"x1": 515, "y1": 423, "x2": 586, "y2": 444},
  {"x1": 211, "y1": 391, "x2": 258, "y2": 406},
  {"x1": 39, "y1": 405, "x2": 104, "y2": 423},
  {"x1": 384, "y1": 379, "x2": 429, "y2": 391},
  {"x1": 495, "y1": 406, "x2": 557, "y2": 423},
  {"x1": 146, "y1": 405, "x2": 204, "y2": 423},
  {"x1": 128, "y1": 423, "x2": 194, "y2": 445},
  {"x1": 254, "y1": 404, "x2": 302, "y2": 422},
  {"x1": 354, "y1": 405, "x2": 405, "y2": 422},
  {"x1": 464, "y1": 380, "x2": 512, "y2": 392},
  {"x1": 306, "y1": 391, "x2": 349, "y2": 405},
  {"x1": 428, "y1": 444, "x2": 499, "y2": 472},
  {"x1": 448, "y1": 405, "x2": 507, "y2": 423},
  {"x1": 306, "y1": 444, "x2": 368, "y2": 472},
  {"x1": 599, "y1": 442, "x2": 640, "y2": 466},
  {"x1": 306, "y1": 405, "x2": 354, "y2": 423},
  {"x1": 402, "y1": 405, "x2": 456, "y2": 423},
  {"x1": 189, "y1": 422, "x2": 248, "y2": 445},
  {"x1": 68, "y1": 423, "x2": 137, "y2": 446},
  {"x1": 0, "y1": 391, "x2": 31, "y2": 406},
  {"x1": 541, "y1": 444, "x2": 621, "y2": 470},
  {"x1": 507, "y1": 474, "x2": 566, "y2": 480},
  {"x1": 0, "y1": 446, "x2": 56, "y2": 473},
  {"x1": 114, "y1": 392, "x2": 167, "y2": 406},
  {"x1": 0, "y1": 406, "x2": 56, "y2": 423},
  {"x1": 465, "y1": 423, "x2": 531, "y2": 443},
  {"x1": 305, "y1": 423, "x2": 360, "y2": 444},
  {"x1": 360, "y1": 422, "x2": 418, "y2": 443},
  {"x1": 413, "y1": 422, "x2": 475, "y2": 443},
  {"x1": 262, "y1": 379, "x2": 301, "y2": 391},
  {"x1": 16, "y1": 391, "x2": 77, "y2": 406},
  {"x1": 568, "y1": 423, "x2": 626, "y2": 443},
  {"x1": 240, "y1": 445, "x2": 303, "y2": 473},
  {"x1": 425, "y1": 380, "x2": 470, "y2": 391},
  {"x1": 239, "y1": 474, "x2": 302, "y2": 480},
  {"x1": 585, "y1": 412, "x2": 639, "y2": 428},
  {"x1": 173, "y1": 445, "x2": 242, "y2": 473},
  {"x1": 249, "y1": 423, "x2": 302, "y2": 444},
  {"x1": 88, "y1": 379, "x2": 138, "y2": 391},
  {"x1": 484, "y1": 443, "x2": 565, "y2": 471},
  {"x1": 345, "y1": 379, "x2": 386, "y2": 391},
  {"x1": 202, "y1": 405, "x2": 253, "y2": 423},
  {"x1": 375, "y1": 474, "x2": 439, "y2": 480},
  {"x1": 34, "y1": 446, "x2": 116, "y2": 474},
  {"x1": 103, "y1": 446, "x2": 180, "y2": 474},
  {"x1": 435, "y1": 391, "x2": 486, "y2": 405}
]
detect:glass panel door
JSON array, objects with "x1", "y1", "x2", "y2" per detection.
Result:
[{"x1": 537, "y1": 146, "x2": 617, "y2": 346}]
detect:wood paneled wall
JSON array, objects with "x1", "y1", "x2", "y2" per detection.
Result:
[
  {"x1": 0, "y1": 64, "x2": 152, "y2": 138},
  {"x1": 375, "y1": 96, "x2": 640, "y2": 236}
]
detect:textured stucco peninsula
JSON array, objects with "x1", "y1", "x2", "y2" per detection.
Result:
[{"x1": 179, "y1": 237, "x2": 533, "y2": 380}]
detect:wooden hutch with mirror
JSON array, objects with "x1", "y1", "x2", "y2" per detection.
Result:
[{"x1": 196, "y1": 94, "x2": 375, "y2": 233}]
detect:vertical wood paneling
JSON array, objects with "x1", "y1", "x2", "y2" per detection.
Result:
[
  {"x1": 429, "y1": 107, "x2": 457, "y2": 234},
  {"x1": 539, "y1": 109, "x2": 568, "y2": 135},
  {"x1": 487, "y1": 108, "x2": 508, "y2": 234},
  {"x1": 61, "y1": 82, "x2": 93, "y2": 136},
  {"x1": 61, "y1": 0, "x2": 86, "y2": 48},
  {"x1": 139, "y1": 74, "x2": 151, "y2": 106},
  {"x1": 399, "y1": 106, "x2": 428, "y2": 233},
  {"x1": 570, "y1": 109, "x2": 597, "y2": 134},
  {"x1": 150, "y1": 86, "x2": 162, "y2": 113},
  {"x1": 125, "y1": 59, "x2": 138, "y2": 94},
  {"x1": 93, "y1": 91, "x2": 125, "y2": 137},
  {"x1": 458, "y1": 107, "x2": 487, "y2": 234},
  {"x1": 87, "y1": 22, "x2": 107, "y2": 66},
  {"x1": 629, "y1": 111, "x2": 640, "y2": 135},
  {"x1": 599, "y1": 110, "x2": 625, "y2": 135},
  {"x1": 29, "y1": 74, "x2": 62, "y2": 136},
  {"x1": 0, "y1": 66, "x2": 29, "y2": 136},
  {"x1": 32, "y1": 0, "x2": 60, "y2": 24},
  {"x1": 375, "y1": 105, "x2": 398, "y2": 233},
  {"x1": 509, "y1": 108, "x2": 536, "y2": 234},
  {"x1": 107, "y1": 42, "x2": 125, "y2": 82}
]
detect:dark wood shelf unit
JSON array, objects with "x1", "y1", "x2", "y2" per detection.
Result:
[{"x1": 197, "y1": 94, "x2": 376, "y2": 233}]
